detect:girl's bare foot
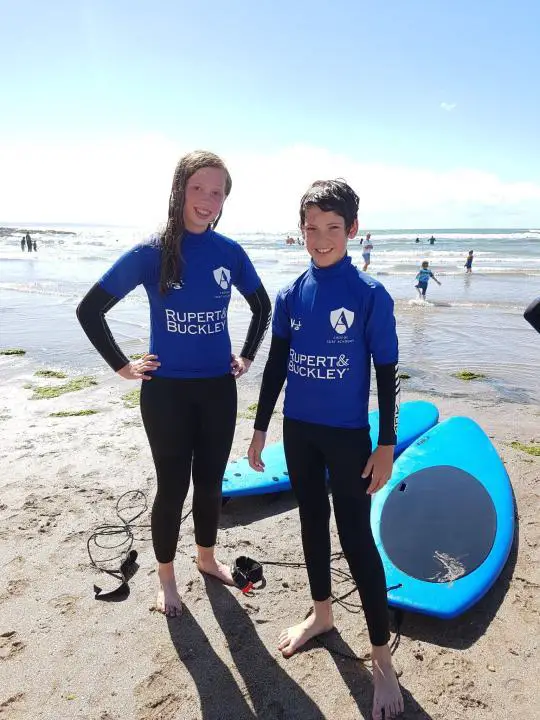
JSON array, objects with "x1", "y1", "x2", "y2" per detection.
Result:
[
  {"x1": 278, "y1": 600, "x2": 334, "y2": 657},
  {"x1": 196, "y1": 545, "x2": 235, "y2": 586},
  {"x1": 156, "y1": 580, "x2": 182, "y2": 618},
  {"x1": 371, "y1": 644, "x2": 404, "y2": 719},
  {"x1": 156, "y1": 562, "x2": 182, "y2": 618}
]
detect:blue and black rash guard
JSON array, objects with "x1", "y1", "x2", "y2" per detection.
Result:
[
  {"x1": 76, "y1": 229, "x2": 271, "y2": 378},
  {"x1": 254, "y1": 254, "x2": 400, "y2": 445}
]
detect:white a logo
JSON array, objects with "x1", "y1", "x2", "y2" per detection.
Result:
[
  {"x1": 330, "y1": 307, "x2": 354, "y2": 335},
  {"x1": 213, "y1": 266, "x2": 231, "y2": 290}
]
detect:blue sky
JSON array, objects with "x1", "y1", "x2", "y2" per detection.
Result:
[{"x1": 1, "y1": 0, "x2": 539, "y2": 229}]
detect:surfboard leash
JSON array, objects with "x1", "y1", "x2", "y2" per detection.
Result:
[{"x1": 86, "y1": 489, "x2": 192, "y2": 600}]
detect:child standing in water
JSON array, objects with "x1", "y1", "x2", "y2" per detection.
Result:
[
  {"x1": 415, "y1": 260, "x2": 441, "y2": 300},
  {"x1": 464, "y1": 250, "x2": 474, "y2": 273},
  {"x1": 248, "y1": 180, "x2": 403, "y2": 719},
  {"x1": 362, "y1": 231, "x2": 374, "y2": 271},
  {"x1": 77, "y1": 151, "x2": 271, "y2": 617}
]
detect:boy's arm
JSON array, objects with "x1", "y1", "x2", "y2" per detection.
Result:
[
  {"x1": 364, "y1": 285, "x2": 400, "y2": 446},
  {"x1": 374, "y1": 363, "x2": 400, "y2": 446},
  {"x1": 253, "y1": 334, "x2": 290, "y2": 432},
  {"x1": 248, "y1": 290, "x2": 291, "y2": 471},
  {"x1": 363, "y1": 285, "x2": 400, "y2": 493}
]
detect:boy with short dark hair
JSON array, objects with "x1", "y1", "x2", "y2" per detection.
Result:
[
  {"x1": 247, "y1": 179, "x2": 403, "y2": 719},
  {"x1": 415, "y1": 260, "x2": 441, "y2": 299}
]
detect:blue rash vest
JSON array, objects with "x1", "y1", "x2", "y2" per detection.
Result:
[
  {"x1": 416, "y1": 268, "x2": 434, "y2": 284},
  {"x1": 272, "y1": 254, "x2": 398, "y2": 429},
  {"x1": 98, "y1": 229, "x2": 262, "y2": 378}
]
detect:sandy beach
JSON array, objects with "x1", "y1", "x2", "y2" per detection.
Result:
[{"x1": 0, "y1": 365, "x2": 538, "y2": 720}]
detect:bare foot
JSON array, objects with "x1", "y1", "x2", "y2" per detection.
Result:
[
  {"x1": 278, "y1": 612, "x2": 334, "y2": 657},
  {"x1": 372, "y1": 647, "x2": 404, "y2": 719},
  {"x1": 156, "y1": 578, "x2": 182, "y2": 618},
  {"x1": 197, "y1": 557, "x2": 235, "y2": 586}
]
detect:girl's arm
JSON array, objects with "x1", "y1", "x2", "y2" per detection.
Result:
[
  {"x1": 239, "y1": 284, "x2": 272, "y2": 361},
  {"x1": 76, "y1": 283, "x2": 130, "y2": 371}
]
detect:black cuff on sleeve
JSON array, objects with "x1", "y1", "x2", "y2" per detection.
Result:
[
  {"x1": 374, "y1": 362, "x2": 400, "y2": 446},
  {"x1": 76, "y1": 283, "x2": 130, "y2": 372},
  {"x1": 524, "y1": 297, "x2": 540, "y2": 334},
  {"x1": 253, "y1": 334, "x2": 290, "y2": 432},
  {"x1": 240, "y1": 284, "x2": 272, "y2": 360}
]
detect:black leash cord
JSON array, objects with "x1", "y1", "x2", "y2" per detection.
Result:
[{"x1": 87, "y1": 490, "x2": 192, "y2": 583}]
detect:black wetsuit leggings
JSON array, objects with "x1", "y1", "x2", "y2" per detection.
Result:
[
  {"x1": 140, "y1": 374, "x2": 237, "y2": 563},
  {"x1": 283, "y1": 418, "x2": 390, "y2": 647}
]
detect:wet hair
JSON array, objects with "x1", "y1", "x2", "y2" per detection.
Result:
[
  {"x1": 469, "y1": 249, "x2": 474, "y2": 254},
  {"x1": 159, "y1": 150, "x2": 232, "y2": 294},
  {"x1": 422, "y1": 261, "x2": 429, "y2": 267},
  {"x1": 299, "y1": 179, "x2": 359, "y2": 232}
]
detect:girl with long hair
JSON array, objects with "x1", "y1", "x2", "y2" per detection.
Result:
[{"x1": 77, "y1": 150, "x2": 271, "y2": 617}]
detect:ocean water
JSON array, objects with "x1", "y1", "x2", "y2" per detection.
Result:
[{"x1": 1, "y1": 225, "x2": 539, "y2": 402}]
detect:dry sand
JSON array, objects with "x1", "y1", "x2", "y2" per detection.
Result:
[{"x1": 0, "y1": 368, "x2": 538, "y2": 720}]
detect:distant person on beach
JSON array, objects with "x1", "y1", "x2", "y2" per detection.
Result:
[
  {"x1": 286, "y1": 236, "x2": 295, "y2": 245},
  {"x1": 361, "y1": 232, "x2": 373, "y2": 271},
  {"x1": 429, "y1": 235, "x2": 436, "y2": 245},
  {"x1": 415, "y1": 260, "x2": 441, "y2": 299},
  {"x1": 77, "y1": 150, "x2": 271, "y2": 618},
  {"x1": 21, "y1": 236, "x2": 25, "y2": 251},
  {"x1": 464, "y1": 250, "x2": 474, "y2": 273},
  {"x1": 524, "y1": 297, "x2": 540, "y2": 334},
  {"x1": 415, "y1": 237, "x2": 420, "y2": 243},
  {"x1": 25, "y1": 233, "x2": 32, "y2": 252},
  {"x1": 247, "y1": 179, "x2": 403, "y2": 719}
]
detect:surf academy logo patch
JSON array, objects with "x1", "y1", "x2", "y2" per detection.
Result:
[
  {"x1": 330, "y1": 307, "x2": 354, "y2": 335},
  {"x1": 213, "y1": 267, "x2": 231, "y2": 290}
]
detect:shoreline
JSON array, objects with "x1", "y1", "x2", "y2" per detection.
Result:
[{"x1": 0, "y1": 368, "x2": 538, "y2": 719}]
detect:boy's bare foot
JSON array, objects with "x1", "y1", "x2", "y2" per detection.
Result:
[
  {"x1": 371, "y1": 645, "x2": 404, "y2": 719},
  {"x1": 278, "y1": 602, "x2": 334, "y2": 657},
  {"x1": 197, "y1": 557, "x2": 235, "y2": 586},
  {"x1": 156, "y1": 578, "x2": 182, "y2": 618}
]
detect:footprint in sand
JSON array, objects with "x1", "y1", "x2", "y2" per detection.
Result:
[
  {"x1": 47, "y1": 594, "x2": 80, "y2": 616},
  {"x1": 0, "y1": 631, "x2": 25, "y2": 661},
  {"x1": 0, "y1": 692, "x2": 26, "y2": 718},
  {"x1": 0, "y1": 579, "x2": 29, "y2": 601},
  {"x1": 135, "y1": 670, "x2": 185, "y2": 720}
]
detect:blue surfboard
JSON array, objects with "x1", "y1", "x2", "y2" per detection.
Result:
[
  {"x1": 222, "y1": 400, "x2": 439, "y2": 498},
  {"x1": 371, "y1": 417, "x2": 515, "y2": 618}
]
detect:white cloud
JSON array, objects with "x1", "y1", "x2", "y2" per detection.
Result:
[
  {"x1": 1, "y1": 136, "x2": 539, "y2": 231},
  {"x1": 440, "y1": 102, "x2": 457, "y2": 112}
]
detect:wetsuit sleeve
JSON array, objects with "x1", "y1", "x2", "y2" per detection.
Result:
[
  {"x1": 375, "y1": 363, "x2": 400, "y2": 446},
  {"x1": 239, "y1": 284, "x2": 272, "y2": 360},
  {"x1": 98, "y1": 244, "x2": 149, "y2": 300},
  {"x1": 524, "y1": 297, "x2": 540, "y2": 334},
  {"x1": 76, "y1": 283, "x2": 130, "y2": 371},
  {"x1": 232, "y1": 244, "x2": 263, "y2": 296},
  {"x1": 253, "y1": 334, "x2": 290, "y2": 432},
  {"x1": 365, "y1": 285, "x2": 400, "y2": 446}
]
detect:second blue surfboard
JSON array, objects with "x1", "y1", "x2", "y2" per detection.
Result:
[{"x1": 222, "y1": 400, "x2": 439, "y2": 498}]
